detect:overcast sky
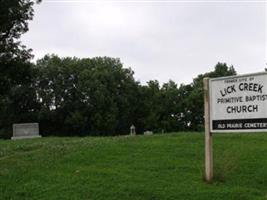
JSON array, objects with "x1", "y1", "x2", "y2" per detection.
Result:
[{"x1": 21, "y1": 0, "x2": 267, "y2": 85}]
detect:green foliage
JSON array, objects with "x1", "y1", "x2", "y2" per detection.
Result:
[
  {"x1": 0, "y1": 0, "x2": 41, "y2": 93},
  {"x1": 0, "y1": 50, "x2": 238, "y2": 137},
  {"x1": 0, "y1": 0, "x2": 40, "y2": 62},
  {"x1": 0, "y1": 0, "x2": 40, "y2": 136},
  {"x1": 138, "y1": 62, "x2": 236, "y2": 133},
  {"x1": 35, "y1": 55, "x2": 138, "y2": 136},
  {"x1": 0, "y1": 133, "x2": 266, "y2": 199},
  {"x1": 183, "y1": 62, "x2": 237, "y2": 131}
]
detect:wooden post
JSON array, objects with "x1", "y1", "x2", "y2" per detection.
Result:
[{"x1": 203, "y1": 77, "x2": 213, "y2": 182}]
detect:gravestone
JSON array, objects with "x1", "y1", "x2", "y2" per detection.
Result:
[
  {"x1": 130, "y1": 125, "x2": 136, "y2": 135},
  {"x1": 144, "y1": 130, "x2": 153, "y2": 135},
  {"x1": 12, "y1": 123, "x2": 41, "y2": 140}
]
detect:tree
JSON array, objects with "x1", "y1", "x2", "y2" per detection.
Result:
[
  {"x1": 158, "y1": 80, "x2": 181, "y2": 132},
  {"x1": 183, "y1": 62, "x2": 237, "y2": 131},
  {"x1": 0, "y1": 0, "x2": 41, "y2": 88},
  {"x1": 0, "y1": 0, "x2": 42, "y2": 95},
  {"x1": 0, "y1": 0, "x2": 41, "y2": 138},
  {"x1": 35, "y1": 55, "x2": 139, "y2": 136},
  {"x1": 139, "y1": 80, "x2": 161, "y2": 132}
]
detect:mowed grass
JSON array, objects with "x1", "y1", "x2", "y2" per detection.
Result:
[{"x1": 0, "y1": 133, "x2": 267, "y2": 200}]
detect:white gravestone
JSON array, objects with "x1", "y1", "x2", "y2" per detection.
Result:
[
  {"x1": 144, "y1": 131, "x2": 153, "y2": 135},
  {"x1": 12, "y1": 123, "x2": 41, "y2": 140},
  {"x1": 130, "y1": 125, "x2": 136, "y2": 135}
]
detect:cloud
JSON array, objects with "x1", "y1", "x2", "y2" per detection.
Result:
[{"x1": 22, "y1": 1, "x2": 266, "y2": 85}]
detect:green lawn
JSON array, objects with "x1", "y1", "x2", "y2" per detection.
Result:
[{"x1": 0, "y1": 133, "x2": 267, "y2": 200}]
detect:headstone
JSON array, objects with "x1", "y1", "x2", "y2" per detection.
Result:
[
  {"x1": 12, "y1": 123, "x2": 41, "y2": 140},
  {"x1": 144, "y1": 130, "x2": 153, "y2": 135},
  {"x1": 130, "y1": 125, "x2": 136, "y2": 135}
]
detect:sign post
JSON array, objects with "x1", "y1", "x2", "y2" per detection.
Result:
[
  {"x1": 204, "y1": 77, "x2": 213, "y2": 182},
  {"x1": 204, "y1": 72, "x2": 267, "y2": 182}
]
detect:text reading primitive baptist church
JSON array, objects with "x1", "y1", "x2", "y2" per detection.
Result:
[{"x1": 218, "y1": 81, "x2": 264, "y2": 113}]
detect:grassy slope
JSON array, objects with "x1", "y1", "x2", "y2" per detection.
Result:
[{"x1": 0, "y1": 133, "x2": 267, "y2": 200}]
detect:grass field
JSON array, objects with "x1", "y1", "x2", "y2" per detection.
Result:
[{"x1": 0, "y1": 133, "x2": 267, "y2": 200}]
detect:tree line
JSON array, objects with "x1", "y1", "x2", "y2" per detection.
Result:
[
  {"x1": 0, "y1": 0, "x2": 237, "y2": 138},
  {"x1": 0, "y1": 54, "x2": 237, "y2": 138}
]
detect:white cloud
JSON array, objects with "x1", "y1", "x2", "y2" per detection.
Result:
[{"x1": 22, "y1": 1, "x2": 266, "y2": 85}]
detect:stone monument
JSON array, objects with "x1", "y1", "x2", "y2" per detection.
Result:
[
  {"x1": 130, "y1": 125, "x2": 136, "y2": 136},
  {"x1": 12, "y1": 123, "x2": 41, "y2": 140},
  {"x1": 144, "y1": 130, "x2": 153, "y2": 135}
]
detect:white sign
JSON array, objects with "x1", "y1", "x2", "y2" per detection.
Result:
[{"x1": 209, "y1": 72, "x2": 267, "y2": 132}]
